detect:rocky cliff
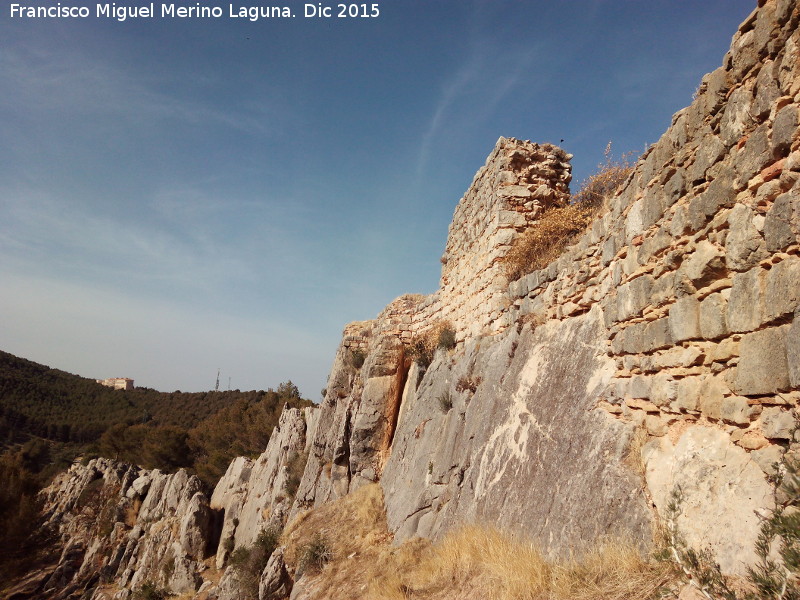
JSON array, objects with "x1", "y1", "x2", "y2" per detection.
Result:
[{"x1": 13, "y1": 1, "x2": 800, "y2": 599}]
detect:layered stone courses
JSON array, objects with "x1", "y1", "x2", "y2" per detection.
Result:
[{"x1": 325, "y1": 0, "x2": 799, "y2": 573}]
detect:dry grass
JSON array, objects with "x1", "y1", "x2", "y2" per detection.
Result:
[
  {"x1": 406, "y1": 321, "x2": 456, "y2": 367},
  {"x1": 370, "y1": 526, "x2": 670, "y2": 600},
  {"x1": 503, "y1": 142, "x2": 634, "y2": 281},
  {"x1": 281, "y1": 483, "x2": 395, "y2": 598},
  {"x1": 282, "y1": 485, "x2": 672, "y2": 600},
  {"x1": 625, "y1": 425, "x2": 649, "y2": 482}
]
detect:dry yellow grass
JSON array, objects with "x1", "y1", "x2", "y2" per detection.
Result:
[
  {"x1": 503, "y1": 142, "x2": 634, "y2": 281},
  {"x1": 281, "y1": 485, "x2": 672, "y2": 600},
  {"x1": 369, "y1": 526, "x2": 670, "y2": 600}
]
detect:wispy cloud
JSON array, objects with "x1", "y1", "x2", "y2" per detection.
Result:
[
  {"x1": 0, "y1": 43, "x2": 282, "y2": 138},
  {"x1": 415, "y1": 39, "x2": 541, "y2": 178}
]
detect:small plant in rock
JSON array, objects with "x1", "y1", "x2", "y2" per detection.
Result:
[
  {"x1": 437, "y1": 391, "x2": 453, "y2": 413},
  {"x1": 456, "y1": 375, "x2": 482, "y2": 395},
  {"x1": 747, "y1": 457, "x2": 800, "y2": 599},
  {"x1": 437, "y1": 326, "x2": 456, "y2": 350},
  {"x1": 133, "y1": 582, "x2": 170, "y2": 600},
  {"x1": 406, "y1": 321, "x2": 456, "y2": 368},
  {"x1": 229, "y1": 526, "x2": 281, "y2": 598},
  {"x1": 298, "y1": 533, "x2": 332, "y2": 575},
  {"x1": 284, "y1": 450, "x2": 309, "y2": 497},
  {"x1": 348, "y1": 349, "x2": 366, "y2": 370}
]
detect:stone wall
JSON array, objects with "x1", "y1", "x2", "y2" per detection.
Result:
[{"x1": 326, "y1": 0, "x2": 800, "y2": 576}]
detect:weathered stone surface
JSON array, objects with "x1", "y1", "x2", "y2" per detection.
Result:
[
  {"x1": 789, "y1": 317, "x2": 800, "y2": 388},
  {"x1": 727, "y1": 267, "x2": 765, "y2": 332},
  {"x1": 699, "y1": 292, "x2": 728, "y2": 340},
  {"x1": 382, "y1": 308, "x2": 651, "y2": 555},
  {"x1": 39, "y1": 459, "x2": 211, "y2": 597},
  {"x1": 673, "y1": 377, "x2": 701, "y2": 412},
  {"x1": 677, "y1": 241, "x2": 725, "y2": 289},
  {"x1": 760, "y1": 406, "x2": 797, "y2": 440},
  {"x1": 615, "y1": 275, "x2": 654, "y2": 322},
  {"x1": 764, "y1": 258, "x2": 800, "y2": 322},
  {"x1": 720, "y1": 396, "x2": 754, "y2": 425},
  {"x1": 726, "y1": 204, "x2": 768, "y2": 271},
  {"x1": 772, "y1": 104, "x2": 798, "y2": 158},
  {"x1": 260, "y1": 547, "x2": 293, "y2": 600},
  {"x1": 734, "y1": 326, "x2": 791, "y2": 395},
  {"x1": 643, "y1": 426, "x2": 772, "y2": 576},
  {"x1": 765, "y1": 192, "x2": 798, "y2": 251},
  {"x1": 720, "y1": 85, "x2": 754, "y2": 147},
  {"x1": 669, "y1": 296, "x2": 701, "y2": 342}
]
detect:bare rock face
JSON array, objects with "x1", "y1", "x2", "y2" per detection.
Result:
[
  {"x1": 35, "y1": 458, "x2": 212, "y2": 599},
  {"x1": 643, "y1": 426, "x2": 772, "y2": 576},
  {"x1": 211, "y1": 406, "x2": 318, "y2": 569},
  {"x1": 380, "y1": 306, "x2": 652, "y2": 552}
]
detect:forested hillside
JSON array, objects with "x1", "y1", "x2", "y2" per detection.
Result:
[{"x1": 0, "y1": 349, "x2": 313, "y2": 582}]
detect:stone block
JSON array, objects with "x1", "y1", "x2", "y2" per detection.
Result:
[
  {"x1": 734, "y1": 124, "x2": 771, "y2": 186},
  {"x1": 764, "y1": 258, "x2": 800, "y2": 322},
  {"x1": 725, "y1": 204, "x2": 768, "y2": 271},
  {"x1": 698, "y1": 375, "x2": 728, "y2": 420},
  {"x1": 670, "y1": 204, "x2": 690, "y2": 237},
  {"x1": 737, "y1": 430, "x2": 769, "y2": 450},
  {"x1": 650, "y1": 272, "x2": 676, "y2": 307},
  {"x1": 645, "y1": 318, "x2": 673, "y2": 352},
  {"x1": 673, "y1": 377, "x2": 701, "y2": 412},
  {"x1": 720, "y1": 396, "x2": 754, "y2": 425},
  {"x1": 760, "y1": 406, "x2": 796, "y2": 440},
  {"x1": 734, "y1": 326, "x2": 791, "y2": 395},
  {"x1": 720, "y1": 85, "x2": 754, "y2": 147},
  {"x1": 651, "y1": 372, "x2": 678, "y2": 407},
  {"x1": 690, "y1": 134, "x2": 726, "y2": 182},
  {"x1": 764, "y1": 192, "x2": 798, "y2": 252},
  {"x1": 646, "y1": 414, "x2": 668, "y2": 437},
  {"x1": 663, "y1": 169, "x2": 686, "y2": 208},
  {"x1": 752, "y1": 62, "x2": 780, "y2": 121},
  {"x1": 727, "y1": 267, "x2": 765, "y2": 332},
  {"x1": 638, "y1": 227, "x2": 673, "y2": 264},
  {"x1": 669, "y1": 296, "x2": 702, "y2": 342},
  {"x1": 627, "y1": 375, "x2": 651, "y2": 399},
  {"x1": 655, "y1": 345, "x2": 703, "y2": 369},
  {"x1": 678, "y1": 240, "x2": 725, "y2": 288},
  {"x1": 771, "y1": 104, "x2": 797, "y2": 159},
  {"x1": 788, "y1": 318, "x2": 800, "y2": 388},
  {"x1": 699, "y1": 292, "x2": 729, "y2": 340},
  {"x1": 752, "y1": 445, "x2": 784, "y2": 476},
  {"x1": 616, "y1": 275, "x2": 654, "y2": 322}
]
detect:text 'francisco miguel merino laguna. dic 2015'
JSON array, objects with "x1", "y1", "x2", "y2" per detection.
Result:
[{"x1": 7, "y1": 3, "x2": 373, "y2": 21}]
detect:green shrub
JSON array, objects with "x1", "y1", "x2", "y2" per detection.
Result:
[
  {"x1": 748, "y1": 458, "x2": 800, "y2": 599},
  {"x1": 229, "y1": 527, "x2": 281, "y2": 598},
  {"x1": 133, "y1": 582, "x2": 169, "y2": 600},
  {"x1": 349, "y1": 349, "x2": 366, "y2": 370},
  {"x1": 437, "y1": 391, "x2": 453, "y2": 413},
  {"x1": 437, "y1": 327, "x2": 456, "y2": 350},
  {"x1": 298, "y1": 533, "x2": 331, "y2": 575}
]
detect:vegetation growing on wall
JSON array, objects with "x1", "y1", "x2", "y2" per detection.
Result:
[{"x1": 503, "y1": 143, "x2": 634, "y2": 281}]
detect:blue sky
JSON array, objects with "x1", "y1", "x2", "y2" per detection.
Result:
[{"x1": 1, "y1": 0, "x2": 755, "y2": 398}]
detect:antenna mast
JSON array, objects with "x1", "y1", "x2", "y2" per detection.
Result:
[{"x1": 215, "y1": 368, "x2": 220, "y2": 392}]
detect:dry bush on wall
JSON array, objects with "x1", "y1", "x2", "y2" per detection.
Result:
[
  {"x1": 503, "y1": 142, "x2": 634, "y2": 281},
  {"x1": 405, "y1": 321, "x2": 456, "y2": 367}
]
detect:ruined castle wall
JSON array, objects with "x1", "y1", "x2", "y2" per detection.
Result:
[{"x1": 379, "y1": 0, "x2": 800, "y2": 575}]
